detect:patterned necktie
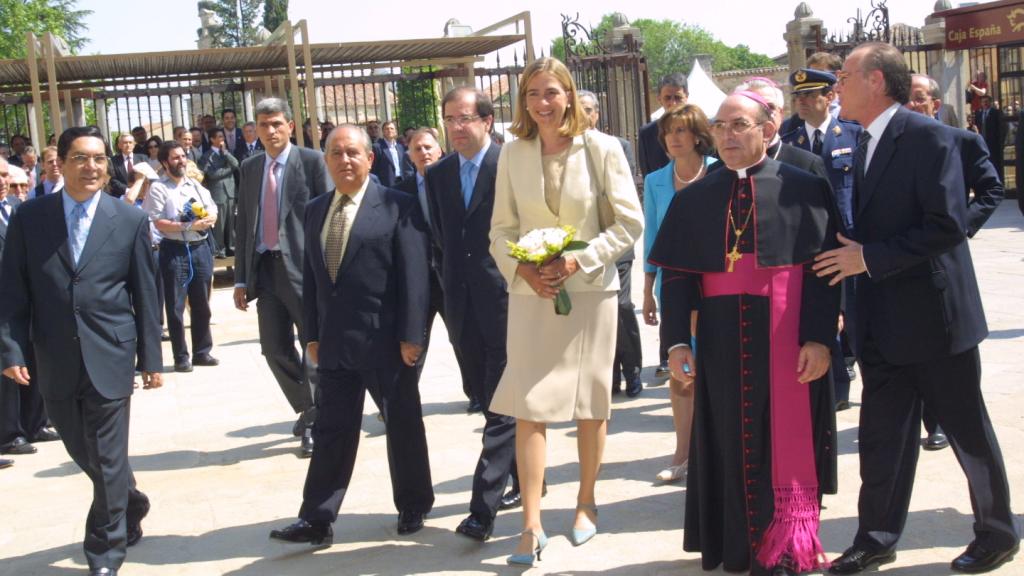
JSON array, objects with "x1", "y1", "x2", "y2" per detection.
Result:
[
  {"x1": 853, "y1": 131, "x2": 872, "y2": 211},
  {"x1": 69, "y1": 203, "x2": 89, "y2": 266},
  {"x1": 0, "y1": 200, "x2": 9, "y2": 223},
  {"x1": 324, "y1": 195, "x2": 352, "y2": 282},
  {"x1": 461, "y1": 161, "x2": 477, "y2": 208},
  {"x1": 262, "y1": 161, "x2": 279, "y2": 250},
  {"x1": 127, "y1": 155, "x2": 134, "y2": 176},
  {"x1": 812, "y1": 129, "x2": 823, "y2": 155}
]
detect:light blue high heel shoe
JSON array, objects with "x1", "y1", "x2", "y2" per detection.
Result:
[
  {"x1": 570, "y1": 504, "x2": 598, "y2": 546},
  {"x1": 506, "y1": 529, "x2": 548, "y2": 567}
]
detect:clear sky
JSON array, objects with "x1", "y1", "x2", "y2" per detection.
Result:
[{"x1": 80, "y1": 0, "x2": 945, "y2": 61}]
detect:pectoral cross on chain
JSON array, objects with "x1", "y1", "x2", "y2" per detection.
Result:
[{"x1": 726, "y1": 245, "x2": 743, "y2": 272}]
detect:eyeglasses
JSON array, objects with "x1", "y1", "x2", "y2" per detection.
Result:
[
  {"x1": 67, "y1": 154, "x2": 109, "y2": 166},
  {"x1": 662, "y1": 94, "x2": 686, "y2": 103},
  {"x1": 710, "y1": 120, "x2": 764, "y2": 135},
  {"x1": 442, "y1": 115, "x2": 481, "y2": 127}
]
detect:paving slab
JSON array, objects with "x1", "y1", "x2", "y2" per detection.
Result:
[{"x1": 2, "y1": 204, "x2": 1023, "y2": 575}]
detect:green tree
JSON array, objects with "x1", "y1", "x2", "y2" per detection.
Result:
[
  {"x1": 198, "y1": 0, "x2": 264, "y2": 48},
  {"x1": 395, "y1": 68, "x2": 439, "y2": 130},
  {"x1": 551, "y1": 14, "x2": 775, "y2": 88},
  {"x1": 263, "y1": 0, "x2": 288, "y2": 33},
  {"x1": 0, "y1": 0, "x2": 92, "y2": 59}
]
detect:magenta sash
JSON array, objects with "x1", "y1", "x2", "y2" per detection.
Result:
[{"x1": 702, "y1": 256, "x2": 828, "y2": 572}]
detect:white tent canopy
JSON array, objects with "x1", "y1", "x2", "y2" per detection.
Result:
[{"x1": 685, "y1": 59, "x2": 728, "y2": 118}]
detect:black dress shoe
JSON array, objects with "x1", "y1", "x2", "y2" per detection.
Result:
[
  {"x1": 829, "y1": 546, "x2": 897, "y2": 574},
  {"x1": 924, "y1": 430, "x2": 949, "y2": 451},
  {"x1": 655, "y1": 363, "x2": 671, "y2": 378},
  {"x1": 299, "y1": 428, "x2": 314, "y2": 458},
  {"x1": 269, "y1": 519, "x2": 333, "y2": 545},
  {"x1": 126, "y1": 493, "x2": 150, "y2": 547},
  {"x1": 192, "y1": 354, "x2": 219, "y2": 367},
  {"x1": 1, "y1": 436, "x2": 37, "y2": 455},
  {"x1": 835, "y1": 400, "x2": 852, "y2": 412},
  {"x1": 174, "y1": 359, "x2": 193, "y2": 373},
  {"x1": 397, "y1": 510, "x2": 426, "y2": 535},
  {"x1": 951, "y1": 541, "x2": 1018, "y2": 573},
  {"x1": 455, "y1": 514, "x2": 493, "y2": 541},
  {"x1": 89, "y1": 568, "x2": 117, "y2": 576},
  {"x1": 0, "y1": 458, "x2": 12, "y2": 469},
  {"x1": 499, "y1": 488, "x2": 521, "y2": 510},
  {"x1": 160, "y1": 331, "x2": 171, "y2": 342},
  {"x1": 32, "y1": 426, "x2": 61, "y2": 442},
  {"x1": 466, "y1": 398, "x2": 482, "y2": 413},
  {"x1": 625, "y1": 373, "x2": 643, "y2": 397}
]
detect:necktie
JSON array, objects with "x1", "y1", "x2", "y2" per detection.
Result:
[
  {"x1": 812, "y1": 129, "x2": 823, "y2": 155},
  {"x1": 249, "y1": 143, "x2": 255, "y2": 154},
  {"x1": 70, "y1": 203, "x2": 89, "y2": 266},
  {"x1": 461, "y1": 161, "x2": 477, "y2": 208},
  {"x1": 0, "y1": 201, "x2": 9, "y2": 223},
  {"x1": 853, "y1": 131, "x2": 872, "y2": 211},
  {"x1": 262, "y1": 161, "x2": 280, "y2": 250},
  {"x1": 127, "y1": 155, "x2": 134, "y2": 176},
  {"x1": 324, "y1": 195, "x2": 352, "y2": 282}
]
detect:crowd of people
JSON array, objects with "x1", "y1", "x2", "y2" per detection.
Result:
[{"x1": 0, "y1": 43, "x2": 1021, "y2": 576}]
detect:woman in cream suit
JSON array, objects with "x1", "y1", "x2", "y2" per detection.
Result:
[{"x1": 489, "y1": 57, "x2": 644, "y2": 566}]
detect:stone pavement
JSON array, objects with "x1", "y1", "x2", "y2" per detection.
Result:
[{"x1": 2, "y1": 203, "x2": 1023, "y2": 576}]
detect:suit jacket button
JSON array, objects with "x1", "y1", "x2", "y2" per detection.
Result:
[
  {"x1": 73, "y1": 336, "x2": 79, "y2": 342},
  {"x1": 73, "y1": 277, "x2": 81, "y2": 284},
  {"x1": 74, "y1": 306, "x2": 81, "y2": 314}
]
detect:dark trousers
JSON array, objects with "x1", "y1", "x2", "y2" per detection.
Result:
[
  {"x1": 830, "y1": 335, "x2": 851, "y2": 403},
  {"x1": 160, "y1": 239, "x2": 213, "y2": 362},
  {"x1": 613, "y1": 260, "x2": 642, "y2": 382},
  {"x1": 255, "y1": 252, "x2": 313, "y2": 416},
  {"x1": 45, "y1": 358, "x2": 146, "y2": 571},
  {"x1": 213, "y1": 197, "x2": 235, "y2": 255},
  {"x1": 457, "y1": 297, "x2": 516, "y2": 520},
  {"x1": 299, "y1": 365, "x2": 433, "y2": 524},
  {"x1": 854, "y1": 338, "x2": 1018, "y2": 553},
  {"x1": 422, "y1": 271, "x2": 470, "y2": 398},
  {"x1": 153, "y1": 246, "x2": 165, "y2": 328},
  {"x1": 0, "y1": 354, "x2": 47, "y2": 445}
]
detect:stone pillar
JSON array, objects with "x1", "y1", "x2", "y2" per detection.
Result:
[
  {"x1": 785, "y1": 3, "x2": 824, "y2": 72},
  {"x1": 923, "y1": 0, "x2": 966, "y2": 128},
  {"x1": 94, "y1": 99, "x2": 109, "y2": 141},
  {"x1": 171, "y1": 94, "x2": 183, "y2": 129}
]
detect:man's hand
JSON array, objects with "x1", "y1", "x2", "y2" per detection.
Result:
[
  {"x1": 642, "y1": 294, "x2": 659, "y2": 326},
  {"x1": 813, "y1": 233, "x2": 867, "y2": 286},
  {"x1": 2, "y1": 366, "x2": 30, "y2": 386},
  {"x1": 142, "y1": 371, "x2": 163, "y2": 390},
  {"x1": 797, "y1": 342, "x2": 831, "y2": 383},
  {"x1": 233, "y1": 287, "x2": 248, "y2": 311},
  {"x1": 400, "y1": 342, "x2": 423, "y2": 367},
  {"x1": 306, "y1": 341, "x2": 320, "y2": 367},
  {"x1": 668, "y1": 346, "x2": 695, "y2": 386}
]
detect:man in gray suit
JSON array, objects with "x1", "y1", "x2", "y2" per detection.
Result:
[
  {"x1": 0, "y1": 126, "x2": 163, "y2": 576},
  {"x1": 200, "y1": 127, "x2": 240, "y2": 258},
  {"x1": 234, "y1": 98, "x2": 329, "y2": 457}
]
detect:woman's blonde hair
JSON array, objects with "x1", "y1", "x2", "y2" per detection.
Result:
[{"x1": 509, "y1": 57, "x2": 589, "y2": 140}]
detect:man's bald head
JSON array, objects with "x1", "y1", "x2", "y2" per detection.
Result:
[{"x1": 0, "y1": 156, "x2": 10, "y2": 199}]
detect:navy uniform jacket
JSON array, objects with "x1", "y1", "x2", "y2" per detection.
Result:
[
  {"x1": 782, "y1": 115, "x2": 861, "y2": 234},
  {"x1": 851, "y1": 107, "x2": 987, "y2": 365}
]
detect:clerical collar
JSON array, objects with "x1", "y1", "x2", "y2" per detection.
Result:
[{"x1": 732, "y1": 154, "x2": 768, "y2": 179}]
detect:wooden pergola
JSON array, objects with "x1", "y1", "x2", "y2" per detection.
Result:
[{"x1": 0, "y1": 12, "x2": 535, "y2": 148}]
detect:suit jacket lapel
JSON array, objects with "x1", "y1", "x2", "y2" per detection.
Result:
[
  {"x1": 309, "y1": 190, "x2": 331, "y2": 272},
  {"x1": 45, "y1": 193, "x2": 75, "y2": 272},
  {"x1": 858, "y1": 108, "x2": 905, "y2": 215},
  {"x1": 75, "y1": 193, "x2": 118, "y2": 272},
  {"x1": 278, "y1": 150, "x2": 300, "y2": 223},
  {"x1": 465, "y1": 145, "x2": 498, "y2": 218},
  {"x1": 337, "y1": 182, "x2": 382, "y2": 278}
]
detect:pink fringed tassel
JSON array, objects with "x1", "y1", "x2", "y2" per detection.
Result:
[{"x1": 755, "y1": 486, "x2": 830, "y2": 572}]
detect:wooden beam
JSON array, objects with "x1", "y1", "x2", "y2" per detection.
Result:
[
  {"x1": 25, "y1": 32, "x2": 47, "y2": 149},
  {"x1": 299, "y1": 21, "x2": 319, "y2": 147},
  {"x1": 284, "y1": 21, "x2": 305, "y2": 147},
  {"x1": 43, "y1": 33, "x2": 63, "y2": 137}
]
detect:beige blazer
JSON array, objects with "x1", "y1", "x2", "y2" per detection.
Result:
[{"x1": 489, "y1": 129, "x2": 644, "y2": 295}]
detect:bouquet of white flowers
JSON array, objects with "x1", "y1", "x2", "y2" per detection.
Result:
[{"x1": 506, "y1": 225, "x2": 588, "y2": 315}]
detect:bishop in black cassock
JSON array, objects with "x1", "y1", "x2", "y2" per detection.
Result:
[{"x1": 649, "y1": 93, "x2": 841, "y2": 575}]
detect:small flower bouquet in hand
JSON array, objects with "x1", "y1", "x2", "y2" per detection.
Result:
[{"x1": 506, "y1": 225, "x2": 588, "y2": 315}]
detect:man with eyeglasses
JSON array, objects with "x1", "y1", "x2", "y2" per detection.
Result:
[
  {"x1": 110, "y1": 133, "x2": 149, "y2": 199},
  {"x1": 650, "y1": 92, "x2": 840, "y2": 576},
  {"x1": 0, "y1": 126, "x2": 163, "y2": 576},
  {"x1": 425, "y1": 86, "x2": 517, "y2": 542}
]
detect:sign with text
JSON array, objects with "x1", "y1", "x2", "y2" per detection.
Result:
[{"x1": 944, "y1": 2, "x2": 1024, "y2": 49}]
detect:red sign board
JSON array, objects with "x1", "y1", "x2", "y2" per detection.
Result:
[{"x1": 942, "y1": 1, "x2": 1024, "y2": 49}]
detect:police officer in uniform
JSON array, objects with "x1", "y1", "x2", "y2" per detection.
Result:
[{"x1": 782, "y1": 67, "x2": 862, "y2": 410}]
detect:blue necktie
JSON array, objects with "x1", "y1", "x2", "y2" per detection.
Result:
[
  {"x1": 70, "y1": 203, "x2": 89, "y2": 266},
  {"x1": 0, "y1": 201, "x2": 9, "y2": 223},
  {"x1": 461, "y1": 161, "x2": 477, "y2": 209}
]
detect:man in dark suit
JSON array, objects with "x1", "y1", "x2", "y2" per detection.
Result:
[
  {"x1": 221, "y1": 108, "x2": 245, "y2": 160},
  {"x1": 238, "y1": 121, "x2": 265, "y2": 160},
  {"x1": 269, "y1": 124, "x2": 432, "y2": 544},
  {"x1": 908, "y1": 72, "x2": 1005, "y2": 451},
  {"x1": 109, "y1": 134, "x2": 149, "y2": 199},
  {"x1": 426, "y1": 87, "x2": 516, "y2": 541},
  {"x1": 234, "y1": 98, "x2": 329, "y2": 457},
  {"x1": 974, "y1": 95, "x2": 1004, "y2": 173},
  {"x1": 821, "y1": 43, "x2": 1019, "y2": 575},
  {"x1": 371, "y1": 120, "x2": 407, "y2": 187},
  {"x1": 34, "y1": 146, "x2": 63, "y2": 198},
  {"x1": 0, "y1": 126, "x2": 163, "y2": 576},
  {"x1": 637, "y1": 73, "x2": 688, "y2": 178},
  {"x1": 199, "y1": 127, "x2": 240, "y2": 258}
]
